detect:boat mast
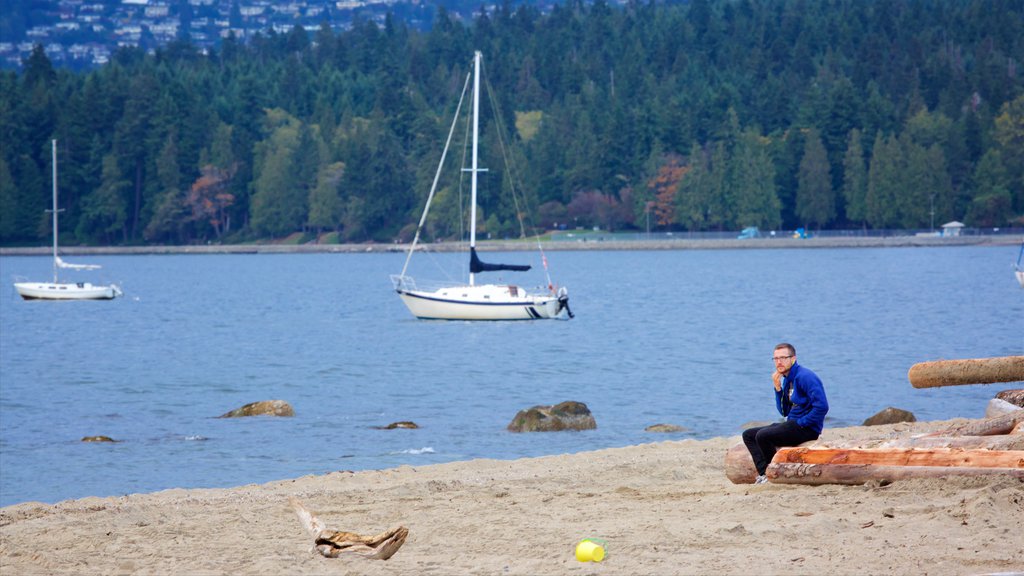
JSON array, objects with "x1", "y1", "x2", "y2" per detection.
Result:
[
  {"x1": 50, "y1": 139, "x2": 60, "y2": 284},
  {"x1": 469, "y1": 51, "x2": 481, "y2": 287}
]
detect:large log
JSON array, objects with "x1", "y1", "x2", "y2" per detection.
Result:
[
  {"x1": 774, "y1": 447, "x2": 1024, "y2": 468},
  {"x1": 791, "y1": 434, "x2": 1024, "y2": 451},
  {"x1": 724, "y1": 443, "x2": 758, "y2": 484},
  {"x1": 767, "y1": 462, "x2": 1024, "y2": 485},
  {"x1": 725, "y1": 426, "x2": 1024, "y2": 484},
  {"x1": 939, "y1": 411, "x2": 1024, "y2": 436},
  {"x1": 876, "y1": 434, "x2": 1024, "y2": 451},
  {"x1": 908, "y1": 356, "x2": 1024, "y2": 389}
]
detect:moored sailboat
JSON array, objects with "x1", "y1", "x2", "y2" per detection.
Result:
[
  {"x1": 14, "y1": 140, "x2": 122, "y2": 301},
  {"x1": 1015, "y1": 241, "x2": 1024, "y2": 289},
  {"x1": 391, "y1": 52, "x2": 571, "y2": 321}
]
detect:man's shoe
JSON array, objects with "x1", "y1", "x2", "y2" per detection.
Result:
[{"x1": 754, "y1": 475, "x2": 768, "y2": 485}]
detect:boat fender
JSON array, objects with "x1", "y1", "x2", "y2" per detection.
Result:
[{"x1": 556, "y1": 286, "x2": 574, "y2": 318}]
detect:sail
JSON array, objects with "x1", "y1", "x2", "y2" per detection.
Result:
[
  {"x1": 56, "y1": 256, "x2": 101, "y2": 271},
  {"x1": 469, "y1": 247, "x2": 531, "y2": 273}
]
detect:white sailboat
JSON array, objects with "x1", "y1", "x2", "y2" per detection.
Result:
[
  {"x1": 391, "y1": 51, "x2": 571, "y2": 321},
  {"x1": 1015, "y1": 241, "x2": 1024, "y2": 289},
  {"x1": 14, "y1": 140, "x2": 123, "y2": 301}
]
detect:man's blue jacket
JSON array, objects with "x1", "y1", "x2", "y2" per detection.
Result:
[{"x1": 775, "y1": 362, "x2": 829, "y2": 435}]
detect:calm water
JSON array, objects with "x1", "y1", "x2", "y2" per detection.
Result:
[{"x1": 1, "y1": 246, "x2": 1021, "y2": 506}]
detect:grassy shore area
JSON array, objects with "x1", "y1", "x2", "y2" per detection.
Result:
[{"x1": 1, "y1": 233, "x2": 1018, "y2": 256}]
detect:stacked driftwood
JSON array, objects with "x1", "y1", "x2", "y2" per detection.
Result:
[{"x1": 726, "y1": 356, "x2": 1024, "y2": 486}]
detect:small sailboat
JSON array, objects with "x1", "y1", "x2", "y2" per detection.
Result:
[
  {"x1": 391, "y1": 51, "x2": 571, "y2": 321},
  {"x1": 14, "y1": 140, "x2": 122, "y2": 301},
  {"x1": 1015, "y1": 241, "x2": 1024, "y2": 289}
]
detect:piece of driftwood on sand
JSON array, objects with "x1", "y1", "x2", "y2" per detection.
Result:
[
  {"x1": 908, "y1": 356, "x2": 1024, "y2": 389},
  {"x1": 289, "y1": 497, "x2": 408, "y2": 560}
]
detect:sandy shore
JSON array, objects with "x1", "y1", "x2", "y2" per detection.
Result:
[{"x1": 2, "y1": 419, "x2": 1021, "y2": 575}]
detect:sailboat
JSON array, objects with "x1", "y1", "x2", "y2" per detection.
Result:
[
  {"x1": 14, "y1": 140, "x2": 123, "y2": 301},
  {"x1": 1015, "y1": 241, "x2": 1024, "y2": 289},
  {"x1": 391, "y1": 51, "x2": 571, "y2": 321}
]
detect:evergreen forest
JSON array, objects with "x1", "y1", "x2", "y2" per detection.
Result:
[{"x1": 1, "y1": 0, "x2": 1023, "y2": 247}]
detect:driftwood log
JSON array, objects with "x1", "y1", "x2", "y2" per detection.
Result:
[
  {"x1": 724, "y1": 443, "x2": 758, "y2": 484},
  {"x1": 771, "y1": 447, "x2": 1024, "y2": 468},
  {"x1": 767, "y1": 446, "x2": 1024, "y2": 485},
  {"x1": 768, "y1": 463, "x2": 1024, "y2": 485},
  {"x1": 876, "y1": 434, "x2": 1024, "y2": 451},
  {"x1": 939, "y1": 411, "x2": 1024, "y2": 436},
  {"x1": 908, "y1": 356, "x2": 1024, "y2": 389},
  {"x1": 726, "y1": 439, "x2": 1024, "y2": 484},
  {"x1": 290, "y1": 497, "x2": 408, "y2": 560},
  {"x1": 725, "y1": 412, "x2": 1024, "y2": 485}
]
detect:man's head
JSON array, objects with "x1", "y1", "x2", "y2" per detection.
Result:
[{"x1": 773, "y1": 343, "x2": 796, "y2": 375}]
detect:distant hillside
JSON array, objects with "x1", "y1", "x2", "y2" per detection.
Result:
[
  {"x1": 0, "y1": 0, "x2": 576, "y2": 69},
  {"x1": 1, "y1": 0, "x2": 1022, "y2": 248}
]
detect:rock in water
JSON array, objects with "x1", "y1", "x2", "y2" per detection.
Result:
[
  {"x1": 375, "y1": 421, "x2": 419, "y2": 429},
  {"x1": 645, "y1": 423, "x2": 687, "y2": 433},
  {"x1": 81, "y1": 435, "x2": 117, "y2": 442},
  {"x1": 507, "y1": 401, "x2": 596, "y2": 432},
  {"x1": 219, "y1": 400, "x2": 294, "y2": 418},
  {"x1": 863, "y1": 407, "x2": 916, "y2": 426}
]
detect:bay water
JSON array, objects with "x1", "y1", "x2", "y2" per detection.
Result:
[{"x1": 1, "y1": 245, "x2": 1021, "y2": 507}]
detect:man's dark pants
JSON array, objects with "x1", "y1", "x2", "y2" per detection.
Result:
[{"x1": 742, "y1": 420, "x2": 820, "y2": 476}]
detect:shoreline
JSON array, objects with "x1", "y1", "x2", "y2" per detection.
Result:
[
  {"x1": 0, "y1": 234, "x2": 1019, "y2": 256},
  {"x1": 2, "y1": 419, "x2": 1021, "y2": 575}
]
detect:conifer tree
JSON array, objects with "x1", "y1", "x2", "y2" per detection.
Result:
[
  {"x1": 796, "y1": 127, "x2": 834, "y2": 229},
  {"x1": 841, "y1": 129, "x2": 867, "y2": 227}
]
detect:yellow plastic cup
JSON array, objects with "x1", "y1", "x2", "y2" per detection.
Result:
[{"x1": 575, "y1": 539, "x2": 605, "y2": 562}]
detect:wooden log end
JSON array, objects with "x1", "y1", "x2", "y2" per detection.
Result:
[
  {"x1": 909, "y1": 356, "x2": 1024, "y2": 389},
  {"x1": 725, "y1": 442, "x2": 758, "y2": 484}
]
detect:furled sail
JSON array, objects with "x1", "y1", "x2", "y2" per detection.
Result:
[
  {"x1": 56, "y1": 256, "x2": 101, "y2": 271},
  {"x1": 469, "y1": 247, "x2": 531, "y2": 273}
]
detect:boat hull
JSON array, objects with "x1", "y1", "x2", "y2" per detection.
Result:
[
  {"x1": 396, "y1": 284, "x2": 562, "y2": 320},
  {"x1": 15, "y1": 281, "x2": 121, "y2": 301}
]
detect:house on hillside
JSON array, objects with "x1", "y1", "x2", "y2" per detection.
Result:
[{"x1": 941, "y1": 221, "x2": 965, "y2": 237}]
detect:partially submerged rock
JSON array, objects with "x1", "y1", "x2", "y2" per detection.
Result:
[
  {"x1": 374, "y1": 421, "x2": 419, "y2": 430},
  {"x1": 863, "y1": 407, "x2": 916, "y2": 426},
  {"x1": 219, "y1": 400, "x2": 294, "y2": 418},
  {"x1": 81, "y1": 435, "x2": 117, "y2": 443},
  {"x1": 507, "y1": 401, "x2": 596, "y2": 432},
  {"x1": 645, "y1": 423, "x2": 688, "y2": 433}
]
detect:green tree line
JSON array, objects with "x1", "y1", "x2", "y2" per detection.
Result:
[{"x1": 1, "y1": 0, "x2": 1022, "y2": 246}]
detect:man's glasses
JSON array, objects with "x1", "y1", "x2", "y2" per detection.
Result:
[{"x1": 772, "y1": 355, "x2": 793, "y2": 362}]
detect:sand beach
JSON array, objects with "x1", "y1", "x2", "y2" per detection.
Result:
[{"x1": 1, "y1": 418, "x2": 1021, "y2": 575}]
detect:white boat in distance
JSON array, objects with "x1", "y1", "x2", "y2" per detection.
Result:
[
  {"x1": 14, "y1": 140, "x2": 122, "y2": 301},
  {"x1": 391, "y1": 51, "x2": 571, "y2": 321},
  {"x1": 1015, "y1": 241, "x2": 1024, "y2": 288}
]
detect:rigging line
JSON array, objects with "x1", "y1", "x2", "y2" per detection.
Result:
[
  {"x1": 481, "y1": 61, "x2": 554, "y2": 289},
  {"x1": 400, "y1": 68, "x2": 472, "y2": 279},
  {"x1": 481, "y1": 67, "x2": 528, "y2": 241}
]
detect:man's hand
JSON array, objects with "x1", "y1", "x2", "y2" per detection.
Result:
[{"x1": 772, "y1": 370, "x2": 783, "y2": 392}]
